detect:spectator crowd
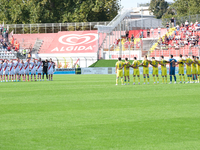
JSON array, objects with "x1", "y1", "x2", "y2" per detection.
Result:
[
  {"x1": 155, "y1": 19, "x2": 200, "y2": 50},
  {"x1": 0, "y1": 24, "x2": 20, "y2": 53}
]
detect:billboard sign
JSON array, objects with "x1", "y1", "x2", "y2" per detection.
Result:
[{"x1": 47, "y1": 31, "x2": 98, "y2": 53}]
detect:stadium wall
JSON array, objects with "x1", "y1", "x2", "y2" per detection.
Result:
[
  {"x1": 55, "y1": 67, "x2": 184, "y2": 75},
  {"x1": 81, "y1": 67, "x2": 182, "y2": 75}
]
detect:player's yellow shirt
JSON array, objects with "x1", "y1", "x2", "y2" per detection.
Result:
[
  {"x1": 178, "y1": 59, "x2": 184, "y2": 69},
  {"x1": 142, "y1": 60, "x2": 149, "y2": 68},
  {"x1": 160, "y1": 60, "x2": 167, "y2": 70},
  {"x1": 191, "y1": 60, "x2": 197, "y2": 70},
  {"x1": 186, "y1": 58, "x2": 192, "y2": 67},
  {"x1": 124, "y1": 61, "x2": 131, "y2": 71},
  {"x1": 132, "y1": 60, "x2": 140, "y2": 69},
  {"x1": 115, "y1": 61, "x2": 124, "y2": 70},
  {"x1": 151, "y1": 60, "x2": 158, "y2": 69}
]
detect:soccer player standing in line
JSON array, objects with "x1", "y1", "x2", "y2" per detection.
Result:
[
  {"x1": 9, "y1": 60, "x2": 15, "y2": 82},
  {"x1": 169, "y1": 55, "x2": 177, "y2": 84},
  {"x1": 191, "y1": 56, "x2": 198, "y2": 83},
  {"x1": 24, "y1": 59, "x2": 30, "y2": 81},
  {"x1": 140, "y1": 55, "x2": 150, "y2": 84},
  {"x1": 177, "y1": 54, "x2": 185, "y2": 83},
  {"x1": 149, "y1": 57, "x2": 159, "y2": 84},
  {"x1": 37, "y1": 58, "x2": 43, "y2": 81},
  {"x1": 48, "y1": 58, "x2": 54, "y2": 81},
  {"x1": 131, "y1": 57, "x2": 140, "y2": 85},
  {"x1": 123, "y1": 58, "x2": 131, "y2": 85},
  {"x1": 185, "y1": 55, "x2": 192, "y2": 83},
  {"x1": 19, "y1": 60, "x2": 24, "y2": 81},
  {"x1": 0, "y1": 61, "x2": 3, "y2": 82},
  {"x1": 3, "y1": 59, "x2": 9, "y2": 82},
  {"x1": 157, "y1": 56, "x2": 168, "y2": 84},
  {"x1": 115, "y1": 57, "x2": 124, "y2": 85},
  {"x1": 30, "y1": 58, "x2": 37, "y2": 81},
  {"x1": 196, "y1": 57, "x2": 200, "y2": 83},
  {"x1": 14, "y1": 58, "x2": 20, "y2": 82}
]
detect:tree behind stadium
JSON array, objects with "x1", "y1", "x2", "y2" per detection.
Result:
[
  {"x1": 0, "y1": 0, "x2": 119, "y2": 24},
  {"x1": 149, "y1": 0, "x2": 169, "y2": 19},
  {"x1": 172, "y1": 0, "x2": 200, "y2": 17}
]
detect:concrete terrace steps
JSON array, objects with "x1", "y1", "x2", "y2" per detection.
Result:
[{"x1": 32, "y1": 39, "x2": 44, "y2": 54}]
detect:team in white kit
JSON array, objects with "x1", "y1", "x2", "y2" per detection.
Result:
[{"x1": 0, "y1": 58, "x2": 54, "y2": 82}]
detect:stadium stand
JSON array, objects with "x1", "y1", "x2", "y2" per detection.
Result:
[
  {"x1": 0, "y1": 26, "x2": 23, "y2": 59},
  {"x1": 0, "y1": 48, "x2": 17, "y2": 59},
  {"x1": 14, "y1": 33, "x2": 57, "y2": 54},
  {"x1": 103, "y1": 28, "x2": 167, "y2": 53},
  {"x1": 149, "y1": 21, "x2": 200, "y2": 57}
]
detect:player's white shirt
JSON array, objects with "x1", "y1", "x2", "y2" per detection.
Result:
[
  {"x1": 9, "y1": 63, "x2": 15, "y2": 75},
  {"x1": 3, "y1": 63, "x2": 9, "y2": 72},
  {"x1": 30, "y1": 61, "x2": 37, "y2": 74},
  {"x1": 19, "y1": 63, "x2": 24, "y2": 71},
  {"x1": 24, "y1": 61, "x2": 30, "y2": 74},
  {"x1": 14, "y1": 61, "x2": 20, "y2": 74},
  {"x1": 48, "y1": 62, "x2": 54, "y2": 74},
  {"x1": 48, "y1": 62, "x2": 54, "y2": 70},
  {"x1": 0, "y1": 63, "x2": 3, "y2": 75},
  {"x1": 9, "y1": 63, "x2": 15, "y2": 72},
  {"x1": 24, "y1": 61, "x2": 30, "y2": 71},
  {"x1": 14, "y1": 61, "x2": 20, "y2": 70},
  {"x1": 19, "y1": 63, "x2": 24, "y2": 75},
  {"x1": 30, "y1": 61, "x2": 37, "y2": 71},
  {"x1": 3, "y1": 62, "x2": 9, "y2": 75},
  {"x1": 37, "y1": 61, "x2": 43, "y2": 73}
]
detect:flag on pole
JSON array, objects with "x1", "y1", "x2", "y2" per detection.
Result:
[
  {"x1": 9, "y1": 30, "x2": 14, "y2": 41},
  {"x1": 10, "y1": 30, "x2": 13, "y2": 36}
]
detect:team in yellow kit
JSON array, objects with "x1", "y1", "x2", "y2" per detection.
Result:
[
  {"x1": 177, "y1": 54, "x2": 185, "y2": 83},
  {"x1": 149, "y1": 57, "x2": 159, "y2": 84},
  {"x1": 123, "y1": 58, "x2": 131, "y2": 85},
  {"x1": 115, "y1": 55, "x2": 200, "y2": 85},
  {"x1": 191, "y1": 56, "x2": 197, "y2": 83},
  {"x1": 184, "y1": 55, "x2": 192, "y2": 83},
  {"x1": 131, "y1": 57, "x2": 140, "y2": 85},
  {"x1": 115, "y1": 57, "x2": 124, "y2": 85},
  {"x1": 140, "y1": 55, "x2": 150, "y2": 84},
  {"x1": 196, "y1": 57, "x2": 200, "y2": 82},
  {"x1": 157, "y1": 56, "x2": 168, "y2": 84}
]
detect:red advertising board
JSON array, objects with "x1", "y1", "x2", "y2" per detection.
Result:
[{"x1": 47, "y1": 31, "x2": 98, "y2": 53}]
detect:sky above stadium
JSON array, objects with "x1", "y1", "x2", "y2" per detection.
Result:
[{"x1": 120, "y1": 0, "x2": 174, "y2": 8}]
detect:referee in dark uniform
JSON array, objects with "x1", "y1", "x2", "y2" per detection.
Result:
[{"x1": 43, "y1": 59, "x2": 48, "y2": 81}]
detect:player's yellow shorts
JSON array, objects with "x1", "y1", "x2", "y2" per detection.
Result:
[
  {"x1": 161, "y1": 68, "x2": 167, "y2": 76},
  {"x1": 186, "y1": 67, "x2": 191, "y2": 75},
  {"x1": 124, "y1": 70, "x2": 129, "y2": 76},
  {"x1": 133, "y1": 69, "x2": 140, "y2": 76},
  {"x1": 179, "y1": 67, "x2": 184, "y2": 74},
  {"x1": 143, "y1": 68, "x2": 149, "y2": 75},
  {"x1": 192, "y1": 68, "x2": 197, "y2": 74},
  {"x1": 152, "y1": 68, "x2": 158, "y2": 75},
  {"x1": 117, "y1": 70, "x2": 123, "y2": 77}
]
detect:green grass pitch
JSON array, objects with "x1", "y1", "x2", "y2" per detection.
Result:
[
  {"x1": 0, "y1": 75, "x2": 200, "y2": 150},
  {"x1": 89, "y1": 60, "x2": 142, "y2": 67}
]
